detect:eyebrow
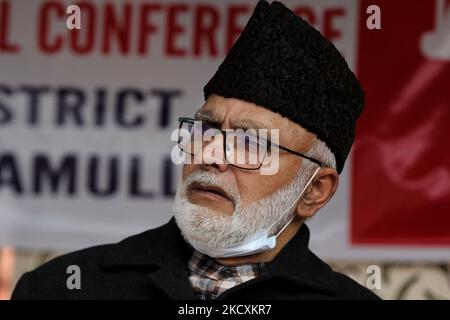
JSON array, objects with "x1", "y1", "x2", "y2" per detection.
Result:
[
  {"x1": 194, "y1": 110, "x2": 220, "y2": 124},
  {"x1": 193, "y1": 109, "x2": 269, "y2": 131}
]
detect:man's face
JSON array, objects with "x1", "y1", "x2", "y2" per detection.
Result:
[{"x1": 181, "y1": 94, "x2": 316, "y2": 215}]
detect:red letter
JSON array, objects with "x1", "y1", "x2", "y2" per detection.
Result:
[
  {"x1": 102, "y1": 2, "x2": 131, "y2": 55},
  {"x1": 138, "y1": 3, "x2": 161, "y2": 56},
  {"x1": 323, "y1": 8, "x2": 346, "y2": 42},
  {"x1": 38, "y1": 1, "x2": 64, "y2": 53},
  {"x1": 226, "y1": 5, "x2": 249, "y2": 52},
  {"x1": 165, "y1": 4, "x2": 188, "y2": 57},
  {"x1": 293, "y1": 6, "x2": 316, "y2": 26},
  {"x1": 70, "y1": 1, "x2": 96, "y2": 55},
  {"x1": 193, "y1": 4, "x2": 219, "y2": 57},
  {"x1": 0, "y1": 1, "x2": 20, "y2": 52}
]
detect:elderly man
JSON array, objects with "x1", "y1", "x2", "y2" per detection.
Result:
[{"x1": 12, "y1": 0, "x2": 379, "y2": 300}]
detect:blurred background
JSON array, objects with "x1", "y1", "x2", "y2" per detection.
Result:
[{"x1": 0, "y1": 0, "x2": 449, "y2": 299}]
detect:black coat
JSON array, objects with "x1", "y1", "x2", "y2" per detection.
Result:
[{"x1": 12, "y1": 218, "x2": 380, "y2": 300}]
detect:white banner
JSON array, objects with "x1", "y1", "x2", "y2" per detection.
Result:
[{"x1": 1, "y1": 0, "x2": 449, "y2": 261}]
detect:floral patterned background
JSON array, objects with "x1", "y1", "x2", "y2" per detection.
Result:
[{"x1": 330, "y1": 261, "x2": 450, "y2": 299}]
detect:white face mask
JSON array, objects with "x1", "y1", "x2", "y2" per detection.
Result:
[{"x1": 189, "y1": 167, "x2": 321, "y2": 258}]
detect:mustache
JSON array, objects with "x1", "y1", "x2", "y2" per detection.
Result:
[{"x1": 183, "y1": 171, "x2": 240, "y2": 205}]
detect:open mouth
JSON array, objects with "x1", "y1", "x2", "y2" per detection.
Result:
[{"x1": 188, "y1": 182, "x2": 233, "y2": 203}]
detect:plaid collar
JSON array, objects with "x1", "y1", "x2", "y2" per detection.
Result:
[{"x1": 188, "y1": 250, "x2": 265, "y2": 300}]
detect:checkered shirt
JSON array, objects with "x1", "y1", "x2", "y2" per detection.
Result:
[{"x1": 188, "y1": 250, "x2": 265, "y2": 300}]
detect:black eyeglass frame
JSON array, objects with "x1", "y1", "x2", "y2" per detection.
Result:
[{"x1": 177, "y1": 117, "x2": 324, "y2": 170}]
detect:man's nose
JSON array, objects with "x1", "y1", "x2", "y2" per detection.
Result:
[{"x1": 198, "y1": 134, "x2": 229, "y2": 172}]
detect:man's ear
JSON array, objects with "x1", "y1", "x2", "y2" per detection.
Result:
[{"x1": 296, "y1": 167, "x2": 339, "y2": 219}]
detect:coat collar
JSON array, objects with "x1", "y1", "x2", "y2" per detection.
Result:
[
  {"x1": 101, "y1": 217, "x2": 337, "y2": 298},
  {"x1": 101, "y1": 217, "x2": 197, "y2": 299},
  {"x1": 101, "y1": 217, "x2": 191, "y2": 268},
  {"x1": 260, "y1": 222, "x2": 338, "y2": 294}
]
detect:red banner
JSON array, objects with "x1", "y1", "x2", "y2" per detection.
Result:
[{"x1": 353, "y1": 0, "x2": 450, "y2": 245}]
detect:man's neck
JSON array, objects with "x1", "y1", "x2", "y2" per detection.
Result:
[{"x1": 215, "y1": 216, "x2": 304, "y2": 266}]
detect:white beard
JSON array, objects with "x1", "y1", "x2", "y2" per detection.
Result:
[{"x1": 173, "y1": 167, "x2": 314, "y2": 250}]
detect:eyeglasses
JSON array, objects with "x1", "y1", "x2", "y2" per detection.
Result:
[{"x1": 177, "y1": 117, "x2": 324, "y2": 170}]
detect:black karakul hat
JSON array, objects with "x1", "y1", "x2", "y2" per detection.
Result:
[{"x1": 203, "y1": 0, "x2": 365, "y2": 174}]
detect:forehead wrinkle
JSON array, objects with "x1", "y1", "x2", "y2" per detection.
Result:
[
  {"x1": 195, "y1": 103, "x2": 316, "y2": 159},
  {"x1": 196, "y1": 102, "x2": 279, "y2": 133},
  {"x1": 196, "y1": 112, "x2": 270, "y2": 132}
]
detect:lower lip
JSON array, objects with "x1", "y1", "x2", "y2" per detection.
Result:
[{"x1": 190, "y1": 188, "x2": 232, "y2": 203}]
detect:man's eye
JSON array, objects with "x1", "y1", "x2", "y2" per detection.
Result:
[
  {"x1": 201, "y1": 122, "x2": 220, "y2": 133},
  {"x1": 244, "y1": 136, "x2": 252, "y2": 150},
  {"x1": 201, "y1": 124, "x2": 214, "y2": 132},
  {"x1": 244, "y1": 135, "x2": 264, "y2": 151},
  {"x1": 256, "y1": 138, "x2": 271, "y2": 154},
  {"x1": 265, "y1": 140, "x2": 272, "y2": 153}
]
